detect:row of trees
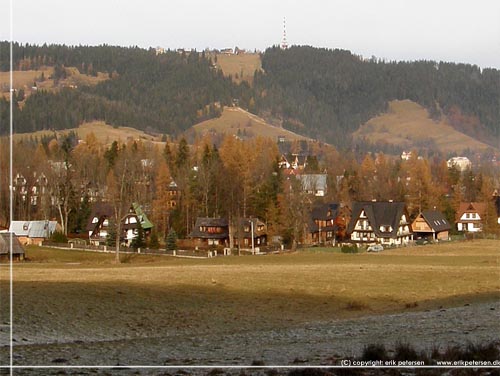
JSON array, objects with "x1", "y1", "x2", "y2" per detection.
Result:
[{"x1": 2, "y1": 133, "x2": 499, "y2": 249}]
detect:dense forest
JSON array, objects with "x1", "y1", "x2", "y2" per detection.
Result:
[
  {"x1": 253, "y1": 46, "x2": 500, "y2": 147},
  {"x1": 0, "y1": 42, "x2": 248, "y2": 135},
  {"x1": 1, "y1": 42, "x2": 499, "y2": 151}
]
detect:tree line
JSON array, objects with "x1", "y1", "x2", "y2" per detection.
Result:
[{"x1": 2, "y1": 133, "x2": 499, "y2": 248}]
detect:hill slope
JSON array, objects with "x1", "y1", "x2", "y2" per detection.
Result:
[
  {"x1": 11, "y1": 121, "x2": 162, "y2": 146},
  {"x1": 190, "y1": 107, "x2": 310, "y2": 142},
  {"x1": 353, "y1": 100, "x2": 495, "y2": 153}
]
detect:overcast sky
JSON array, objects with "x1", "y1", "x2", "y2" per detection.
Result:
[{"x1": 1, "y1": 0, "x2": 500, "y2": 69}]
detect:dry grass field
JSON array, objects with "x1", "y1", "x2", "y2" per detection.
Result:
[
  {"x1": 353, "y1": 100, "x2": 494, "y2": 153},
  {"x1": 192, "y1": 106, "x2": 310, "y2": 142},
  {"x1": 1, "y1": 240, "x2": 498, "y2": 348},
  {"x1": 1, "y1": 67, "x2": 108, "y2": 100},
  {"x1": 213, "y1": 53, "x2": 262, "y2": 85},
  {"x1": 11, "y1": 121, "x2": 163, "y2": 146}
]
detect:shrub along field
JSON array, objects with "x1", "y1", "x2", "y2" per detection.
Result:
[{"x1": 1, "y1": 239, "x2": 498, "y2": 350}]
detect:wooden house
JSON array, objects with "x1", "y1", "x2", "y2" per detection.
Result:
[
  {"x1": 189, "y1": 217, "x2": 229, "y2": 247},
  {"x1": 86, "y1": 202, "x2": 153, "y2": 246},
  {"x1": 86, "y1": 202, "x2": 114, "y2": 246},
  {"x1": 411, "y1": 210, "x2": 451, "y2": 241},
  {"x1": 456, "y1": 202, "x2": 487, "y2": 233},
  {"x1": 307, "y1": 203, "x2": 350, "y2": 245},
  {"x1": 0, "y1": 233, "x2": 25, "y2": 262},
  {"x1": 122, "y1": 203, "x2": 154, "y2": 246},
  {"x1": 347, "y1": 201, "x2": 412, "y2": 247},
  {"x1": 493, "y1": 190, "x2": 500, "y2": 225},
  {"x1": 235, "y1": 218, "x2": 267, "y2": 249},
  {"x1": 9, "y1": 220, "x2": 58, "y2": 246}
]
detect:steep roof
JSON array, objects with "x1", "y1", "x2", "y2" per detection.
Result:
[
  {"x1": 456, "y1": 202, "x2": 487, "y2": 221},
  {"x1": 86, "y1": 202, "x2": 114, "y2": 231},
  {"x1": 0, "y1": 233, "x2": 25, "y2": 256},
  {"x1": 131, "y1": 203, "x2": 153, "y2": 230},
  {"x1": 347, "y1": 201, "x2": 408, "y2": 238},
  {"x1": 419, "y1": 210, "x2": 451, "y2": 232},
  {"x1": 309, "y1": 203, "x2": 341, "y2": 232}
]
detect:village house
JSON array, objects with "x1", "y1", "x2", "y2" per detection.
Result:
[
  {"x1": 122, "y1": 203, "x2": 154, "y2": 246},
  {"x1": 189, "y1": 217, "x2": 229, "y2": 248},
  {"x1": 347, "y1": 201, "x2": 412, "y2": 247},
  {"x1": 86, "y1": 202, "x2": 153, "y2": 246},
  {"x1": 493, "y1": 189, "x2": 500, "y2": 225},
  {"x1": 9, "y1": 220, "x2": 58, "y2": 246},
  {"x1": 411, "y1": 210, "x2": 451, "y2": 241},
  {"x1": 86, "y1": 202, "x2": 114, "y2": 246},
  {"x1": 297, "y1": 174, "x2": 327, "y2": 197},
  {"x1": 307, "y1": 203, "x2": 350, "y2": 245},
  {"x1": 455, "y1": 202, "x2": 487, "y2": 233},
  {"x1": 167, "y1": 180, "x2": 180, "y2": 209},
  {"x1": 234, "y1": 218, "x2": 267, "y2": 250},
  {"x1": 0, "y1": 233, "x2": 25, "y2": 262},
  {"x1": 447, "y1": 156, "x2": 471, "y2": 171}
]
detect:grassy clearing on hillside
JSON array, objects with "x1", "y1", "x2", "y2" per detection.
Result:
[
  {"x1": 1, "y1": 68, "x2": 108, "y2": 100},
  {"x1": 353, "y1": 100, "x2": 493, "y2": 153},
  {"x1": 192, "y1": 107, "x2": 310, "y2": 141},
  {"x1": 11, "y1": 121, "x2": 162, "y2": 146},
  {"x1": 1, "y1": 239, "x2": 498, "y2": 346},
  {"x1": 213, "y1": 53, "x2": 261, "y2": 85}
]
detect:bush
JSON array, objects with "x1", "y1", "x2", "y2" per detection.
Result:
[
  {"x1": 361, "y1": 343, "x2": 388, "y2": 361},
  {"x1": 341, "y1": 245, "x2": 358, "y2": 253},
  {"x1": 394, "y1": 342, "x2": 419, "y2": 361},
  {"x1": 50, "y1": 231, "x2": 67, "y2": 243}
]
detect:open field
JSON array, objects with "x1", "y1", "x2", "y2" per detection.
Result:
[
  {"x1": 10, "y1": 121, "x2": 163, "y2": 146},
  {"x1": 191, "y1": 106, "x2": 311, "y2": 142},
  {"x1": 353, "y1": 100, "x2": 495, "y2": 153},
  {"x1": 0, "y1": 240, "x2": 499, "y2": 366},
  {"x1": 213, "y1": 53, "x2": 262, "y2": 85},
  {"x1": 1, "y1": 67, "x2": 108, "y2": 100}
]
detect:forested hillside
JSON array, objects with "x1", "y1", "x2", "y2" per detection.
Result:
[
  {"x1": 1, "y1": 42, "x2": 499, "y2": 152},
  {"x1": 0, "y1": 42, "x2": 250, "y2": 135},
  {"x1": 253, "y1": 46, "x2": 500, "y2": 149}
]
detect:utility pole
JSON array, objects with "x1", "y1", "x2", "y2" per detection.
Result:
[{"x1": 251, "y1": 219, "x2": 255, "y2": 255}]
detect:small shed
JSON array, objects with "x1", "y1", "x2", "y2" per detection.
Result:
[{"x1": 0, "y1": 233, "x2": 25, "y2": 262}]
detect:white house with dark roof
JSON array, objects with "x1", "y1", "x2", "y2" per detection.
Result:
[{"x1": 347, "y1": 201, "x2": 412, "y2": 247}]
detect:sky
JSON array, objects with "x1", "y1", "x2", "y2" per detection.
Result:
[{"x1": 1, "y1": 0, "x2": 500, "y2": 69}]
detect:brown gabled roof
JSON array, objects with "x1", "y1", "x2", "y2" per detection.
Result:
[{"x1": 456, "y1": 202, "x2": 487, "y2": 222}]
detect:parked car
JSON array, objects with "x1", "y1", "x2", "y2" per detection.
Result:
[{"x1": 367, "y1": 244, "x2": 384, "y2": 252}]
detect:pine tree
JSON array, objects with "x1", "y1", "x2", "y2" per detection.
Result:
[{"x1": 166, "y1": 228, "x2": 177, "y2": 252}]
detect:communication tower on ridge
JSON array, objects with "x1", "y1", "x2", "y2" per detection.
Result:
[{"x1": 281, "y1": 17, "x2": 288, "y2": 50}]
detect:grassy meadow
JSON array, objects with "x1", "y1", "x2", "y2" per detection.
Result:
[
  {"x1": 353, "y1": 100, "x2": 494, "y2": 153},
  {"x1": 213, "y1": 53, "x2": 262, "y2": 85},
  {"x1": 1, "y1": 240, "x2": 498, "y2": 344},
  {"x1": 192, "y1": 106, "x2": 310, "y2": 141}
]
